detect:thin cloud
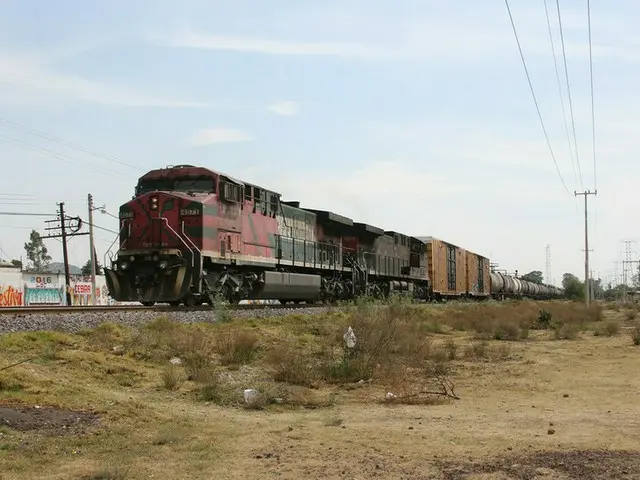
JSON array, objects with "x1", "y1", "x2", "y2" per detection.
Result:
[
  {"x1": 159, "y1": 32, "x2": 399, "y2": 60},
  {"x1": 188, "y1": 128, "x2": 253, "y2": 146},
  {"x1": 268, "y1": 100, "x2": 300, "y2": 116},
  {"x1": 0, "y1": 51, "x2": 210, "y2": 108}
]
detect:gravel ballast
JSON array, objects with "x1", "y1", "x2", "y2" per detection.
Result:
[{"x1": 0, "y1": 306, "x2": 335, "y2": 335}]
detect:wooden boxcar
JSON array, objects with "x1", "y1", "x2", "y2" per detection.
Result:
[
  {"x1": 419, "y1": 236, "x2": 466, "y2": 298},
  {"x1": 465, "y1": 250, "x2": 491, "y2": 298}
]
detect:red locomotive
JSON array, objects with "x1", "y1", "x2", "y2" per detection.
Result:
[{"x1": 104, "y1": 165, "x2": 430, "y2": 306}]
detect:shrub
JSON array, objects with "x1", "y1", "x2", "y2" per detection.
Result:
[
  {"x1": 553, "y1": 323, "x2": 579, "y2": 340},
  {"x1": 489, "y1": 343, "x2": 512, "y2": 361},
  {"x1": 161, "y1": 365, "x2": 182, "y2": 390},
  {"x1": 593, "y1": 320, "x2": 620, "y2": 337},
  {"x1": 630, "y1": 327, "x2": 640, "y2": 346},
  {"x1": 215, "y1": 329, "x2": 259, "y2": 366},
  {"x1": 464, "y1": 341, "x2": 487, "y2": 360},
  {"x1": 535, "y1": 309, "x2": 553, "y2": 329},
  {"x1": 268, "y1": 346, "x2": 314, "y2": 387},
  {"x1": 444, "y1": 338, "x2": 457, "y2": 360}
]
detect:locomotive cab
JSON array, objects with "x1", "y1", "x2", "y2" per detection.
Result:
[{"x1": 104, "y1": 166, "x2": 218, "y2": 305}]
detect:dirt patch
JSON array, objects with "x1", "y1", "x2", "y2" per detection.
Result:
[
  {"x1": 438, "y1": 449, "x2": 640, "y2": 480},
  {"x1": 0, "y1": 405, "x2": 99, "y2": 435}
]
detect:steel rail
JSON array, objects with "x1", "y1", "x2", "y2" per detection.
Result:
[{"x1": 0, "y1": 303, "x2": 324, "y2": 315}]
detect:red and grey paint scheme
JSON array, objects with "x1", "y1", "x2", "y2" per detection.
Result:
[
  {"x1": 104, "y1": 165, "x2": 431, "y2": 306},
  {"x1": 104, "y1": 165, "x2": 564, "y2": 306}
]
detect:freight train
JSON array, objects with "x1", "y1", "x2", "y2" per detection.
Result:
[{"x1": 103, "y1": 165, "x2": 563, "y2": 306}]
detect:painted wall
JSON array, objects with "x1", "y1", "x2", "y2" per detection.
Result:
[
  {"x1": 0, "y1": 267, "x2": 23, "y2": 307},
  {"x1": 0, "y1": 268, "x2": 118, "y2": 307}
]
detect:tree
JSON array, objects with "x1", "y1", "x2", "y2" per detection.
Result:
[
  {"x1": 24, "y1": 229, "x2": 51, "y2": 272},
  {"x1": 520, "y1": 270, "x2": 543, "y2": 284},
  {"x1": 10, "y1": 259, "x2": 22, "y2": 269},
  {"x1": 81, "y1": 258, "x2": 103, "y2": 275},
  {"x1": 562, "y1": 273, "x2": 584, "y2": 301}
]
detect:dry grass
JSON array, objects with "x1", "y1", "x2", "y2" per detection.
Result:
[
  {"x1": 1, "y1": 299, "x2": 639, "y2": 479},
  {"x1": 214, "y1": 328, "x2": 259, "y2": 366}
]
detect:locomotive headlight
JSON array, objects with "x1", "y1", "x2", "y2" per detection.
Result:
[
  {"x1": 150, "y1": 196, "x2": 159, "y2": 210},
  {"x1": 129, "y1": 255, "x2": 135, "y2": 262},
  {"x1": 159, "y1": 261, "x2": 168, "y2": 270},
  {"x1": 119, "y1": 261, "x2": 129, "y2": 270},
  {"x1": 153, "y1": 254, "x2": 160, "y2": 262}
]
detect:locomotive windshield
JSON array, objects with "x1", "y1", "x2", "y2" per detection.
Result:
[{"x1": 136, "y1": 176, "x2": 217, "y2": 195}]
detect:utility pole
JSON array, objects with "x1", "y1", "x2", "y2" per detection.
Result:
[
  {"x1": 574, "y1": 190, "x2": 597, "y2": 307},
  {"x1": 42, "y1": 203, "x2": 88, "y2": 306},
  {"x1": 88, "y1": 194, "x2": 97, "y2": 305}
]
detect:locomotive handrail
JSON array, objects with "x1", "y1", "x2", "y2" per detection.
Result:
[
  {"x1": 158, "y1": 217, "x2": 195, "y2": 268},
  {"x1": 181, "y1": 221, "x2": 202, "y2": 268},
  {"x1": 104, "y1": 224, "x2": 129, "y2": 268}
]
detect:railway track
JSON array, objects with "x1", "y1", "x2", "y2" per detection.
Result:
[{"x1": 0, "y1": 303, "x2": 319, "y2": 316}]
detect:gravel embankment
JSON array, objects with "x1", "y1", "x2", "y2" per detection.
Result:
[{"x1": 0, "y1": 306, "x2": 335, "y2": 335}]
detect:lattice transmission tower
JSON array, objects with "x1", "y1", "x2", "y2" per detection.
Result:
[{"x1": 545, "y1": 244, "x2": 551, "y2": 285}]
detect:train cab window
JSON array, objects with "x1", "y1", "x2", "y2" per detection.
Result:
[
  {"x1": 394, "y1": 235, "x2": 399, "y2": 245},
  {"x1": 137, "y1": 177, "x2": 215, "y2": 195},
  {"x1": 253, "y1": 187, "x2": 261, "y2": 202},
  {"x1": 245, "y1": 186, "x2": 253, "y2": 201},
  {"x1": 173, "y1": 178, "x2": 216, "y2": 194}
]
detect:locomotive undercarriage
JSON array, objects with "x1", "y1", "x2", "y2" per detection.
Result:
[{"x1": 179, "y1": 264, "x2": 431, "y2": 307}]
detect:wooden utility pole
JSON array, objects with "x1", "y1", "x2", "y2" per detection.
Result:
[
  {"x1": 88, "y1": 194, "x2": 97, "y2": 305},
  {"x1": 574, "y1": 190, "x2": 597, "y2": 307},
  {"x1": 42, "y1": 203, "x2": 88, "y2": 306}
]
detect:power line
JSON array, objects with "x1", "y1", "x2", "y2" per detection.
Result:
[
  {"x1": 555, "y1": 0, "x2": 584, "y2": 191},
  {"x1": 586, "y1": 0, "x2": 597, "y2": 190},
  {"x1": 543, "y1": 0, "x2": 579, "y2": 189},
  {"x1": 0, "y1": 211, "x2": 56, "y2": 217},
  {"x1": 0, "y1": 134, "x2": 125, "y2": 177},
  {"x1": 503, "y1": 0, "x2": 571, "y2": 195},
  {"x1": 0, "y1": 114, "x2": 142, "y2": 172}
]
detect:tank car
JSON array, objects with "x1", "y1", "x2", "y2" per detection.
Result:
[
  {"x1": 103, "y1": 165, "x2": 431, "y2": 306},
  {"x1": 489, "y1": 271, "x2": 563, "y2": 299}
]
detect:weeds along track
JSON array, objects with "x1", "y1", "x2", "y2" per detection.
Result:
[{"x1": 0, "y1": 303, "x2": 335, "y2": 335}]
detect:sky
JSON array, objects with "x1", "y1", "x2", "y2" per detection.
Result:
[{"x1": 0, "y1": 0, "x2": 639, "y2": 287}]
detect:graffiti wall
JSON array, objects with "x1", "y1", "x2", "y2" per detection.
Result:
[
  {"x1": 0, "y1": 268, "x2": 23, "y2": 307},
  {"x1": 0, "y1": 268, "x2": 116, "y2": 307}
]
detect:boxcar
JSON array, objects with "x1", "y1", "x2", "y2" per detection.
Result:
[
  {"x1": 419, "y1": 236, "x2": 467, "y2": 299},
  {"x1": 465, "y1": 250, "x2": 491, "y2": 298}
]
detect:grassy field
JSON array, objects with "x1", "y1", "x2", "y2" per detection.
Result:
[{"x1": 1, "y1": 298, "x2": 640, "y2": 479}]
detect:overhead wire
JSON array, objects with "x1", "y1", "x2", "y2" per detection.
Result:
[
  {"x1": 586, "y1": 0, "x2": 597, "y2": 190},
  {"x1": 503, "y1": 0, "x2": 571, "y2": 195},
  {"x1": 0, "y1": 211, "x2": 56, "y2": 217},
  {"x1": 543, "y1": 0, "x2": 579, "y2": 189},
  {"x1": 554, "y1": 0, "x2": 584, "y2": 190},
  {"x1": 0, "y1": 114, "x2": 143, "y2": 173},
  {"x1": 0, "y1": 133, "x2": 125, "y2": 178}
]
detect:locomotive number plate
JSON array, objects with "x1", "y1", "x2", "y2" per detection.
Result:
[{"x1": 180, "y1": 208, "x2": 200, "y2": 216}]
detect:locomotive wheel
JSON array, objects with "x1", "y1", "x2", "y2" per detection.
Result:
[{"x1": 183, "y1": 295, "x2": 197, "y2": 307}]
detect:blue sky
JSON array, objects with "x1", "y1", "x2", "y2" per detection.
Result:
[{"x1": 0, "y1": 0, "x2": 638, "y2": 286}]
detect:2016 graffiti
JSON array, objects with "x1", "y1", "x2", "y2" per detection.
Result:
[
  {"x1": 29, "y1": 276, "x2": 54, "y2": 288},
  {"x1": 0, "y1": 285, "x2": 23, "y2": 307}
]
